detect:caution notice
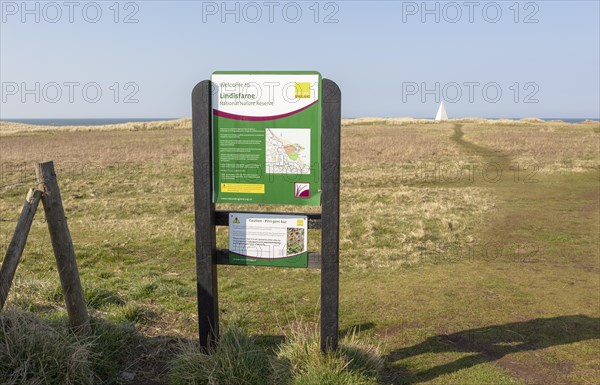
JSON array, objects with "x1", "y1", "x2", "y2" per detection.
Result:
[{"x1": 228, "y1": 213, "x2": 308, "y2": 268}]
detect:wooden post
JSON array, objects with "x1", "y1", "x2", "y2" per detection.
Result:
[
  {"x1": 36, "y1": 161, "x2": 89, "y2": 333},
  {"x1": 192, "y1": 80, "x2": 219, "y2": 350},
  {"x1": 320, "y1": 79, "x2": 342, "y2": 352},
  {"x1": 0, "y1": 188, "x2": 42, "y2": 310}
]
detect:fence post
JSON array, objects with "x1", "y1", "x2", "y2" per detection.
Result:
[
  {"x1": 0, "y1": 188, "x2": 42, "y2": 310},
  {"x1": 36, "y1": 161, "x2": 90, "y2": 333}
]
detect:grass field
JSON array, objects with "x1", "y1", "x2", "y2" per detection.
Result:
[{"x1": 1, "y1": 118, "x2": 598, "y2": 384}]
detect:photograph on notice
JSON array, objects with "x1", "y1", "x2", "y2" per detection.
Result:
[{"x1": 286, "y1": 227, "x2": 306, "y2": 255}]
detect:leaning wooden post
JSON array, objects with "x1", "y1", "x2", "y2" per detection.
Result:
[
  {"x1": 36, "y1": 161, "x2": 90, "y2": 333},
  {"x1": 0, "y1": 188, "x2": 42, "y2": 310}
]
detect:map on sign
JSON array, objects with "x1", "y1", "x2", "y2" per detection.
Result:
[{"x1": 266, "y1": 128, "x2": 311, "y2": 175}]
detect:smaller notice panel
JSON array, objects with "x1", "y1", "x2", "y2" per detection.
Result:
[{"x1": 228, "y1": 213, "x2": 308, "y2": 268}]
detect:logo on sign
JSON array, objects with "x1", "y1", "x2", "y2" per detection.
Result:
[
  {"x1": 294, "y1": 183, "x2": 310, "y2": 198},
  {"x1": 295, "y1": 82, "x2": 311, "y2": 98}
]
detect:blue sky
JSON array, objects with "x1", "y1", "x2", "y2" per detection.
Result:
[{"x1": 1, "y1": 0, "x2": 599, "y2": 118}]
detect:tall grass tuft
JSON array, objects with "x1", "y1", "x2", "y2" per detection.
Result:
[
  {"x1": 0, "y1": 309, "x2": 96, "y2": 385},
  {"x1": 272, "y1": 322, "x2": 383, "y2": 385},
  {"x1": 169, "y1": 325, "x2": 272, "y2": 385},
  {"x1": 169, "y1": 320, "x2": 383, "y2": 385},
  {"x1": 0, "y1": 309, "x2": 137, "y2": 385}
]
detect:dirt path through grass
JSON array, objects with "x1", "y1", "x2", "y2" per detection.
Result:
[
  {"x1": 385, "y1": 124, "x2": 599, "y2": 384},
  {"x1": 451, "y1": 123, "x2": 598, "y2": 269},
  {"x1": 380, "y1": 124, "x2": 599, "y2": 384},
  {"x1": 450, "y1": 124, "x2": 510, "y2": 164}
]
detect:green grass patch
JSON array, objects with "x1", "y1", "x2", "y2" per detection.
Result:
[
  {"x1": 169, "y1": 321, "x2": 382, "y2": 385},
  {"x1": 0, "y1": 309, "x2": 136, "y2": 385},
  {"x1": 273, "y1": 323, "x2": 383, "y2": 385},
  {"x1": 169, "y1": 325, "x2": 273, "y2": 385}
]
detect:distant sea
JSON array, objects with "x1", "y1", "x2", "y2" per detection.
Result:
[
  {"x1": 348, "y1": 118, "x2": 598, "y2": 123},
  {"x1": 500, "y1": 118, "x2": 598, "y2": 123},
  {"x1": 1, "y1": 117, "x2": 598, "y2": 126},
  {"x1": 1, "y1": 118, "x2": 179, "y2": 126}
]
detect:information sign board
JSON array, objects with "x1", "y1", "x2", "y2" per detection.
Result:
[{"x1": 211, "y1": 71, "x2": 322, "y2": 205}]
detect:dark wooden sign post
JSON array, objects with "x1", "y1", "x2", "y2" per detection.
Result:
[{"x1": 191, "y1": 78, "x2": 341, "y2": 352}]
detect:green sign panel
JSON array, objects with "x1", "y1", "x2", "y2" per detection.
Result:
[{"x1": 211, "y1": 71, "x2": 322, "y2": 206}]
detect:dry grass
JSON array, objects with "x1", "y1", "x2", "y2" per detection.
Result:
[
  {"x1": 461, "y1": 121, "x2": 599, "y2": 173},
  {"x1": 0, "y1": 310, "x2": 96, "y2": 385},
  {"x1": 1, "y1": 119, "x2": 594, "y2": 272},
  {"x1": 0, "y1": 118, "x2": 192, "y2": 136},
  {"x1": 0, "y1": 129, "x2": 192, "y2": 167},
  {"x1": 339, "y1": 186, "x2": 495, "y2": 268},
  {"x1": 340, "y1": 117, "x2": 593, "y2": 126},
  {"x1": 342, "y1": 122, "x2": 462, "y2": 164},
  {"x1": 0, "y1": 309, "x2": 137, "y2": 385},
  {"x1": 0, "y1": 122, "x2": 495, "y2": 271},
  {"x1": 0, "y1": 118, "x2": 598, "y2": 384}
]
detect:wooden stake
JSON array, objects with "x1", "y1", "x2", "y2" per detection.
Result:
[
  {"x1": 0, "y1": 188, "x2": 42, "y2": 310},
  {"x1": 36, "y1": 161, "x2": 90, "y2": 333}
]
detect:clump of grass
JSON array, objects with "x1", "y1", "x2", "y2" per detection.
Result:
[
  {"x1": 169, "y1": 325, "x2": 272, "y2": 385},
  {"x1": 169, "y1": 320, "x2": 383, "y2": 385},
  {"x1": 117, "y1": 303, "x2": 158, "y2": 325},
  {"x1": 88, "y1": 318, "x2": 138, "y2": 381},
  {"x1": 83, "y1": 285, "x2": 125, "y2": 308},
  {"x1": 132, "y1": 277, "x2": 194, "y2": 300},
  {"x1": 0, "y1": 309, "x2": 138, "y2": 385},
  {"x1": 0, "y1": 309, "x2": 97, "y2": 385},
  {"x1": 272, "y1": 322, "x2": 383, "y2": 385},
  {"x1": 42, "y1": 283, "x2": 124, "y2": 309}
]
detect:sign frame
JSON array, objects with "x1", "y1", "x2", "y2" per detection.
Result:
[{"x1": 191, "y1": 76, "x2": 340, "y2": 352}]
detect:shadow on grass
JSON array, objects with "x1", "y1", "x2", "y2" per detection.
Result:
[{"x1": 383, "y1": 315, "x2": 600, "y2": 384}]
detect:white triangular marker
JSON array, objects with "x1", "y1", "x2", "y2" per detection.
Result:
[{"x1": 435, "y1": 101, "x2": 448, "y2": 121}]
